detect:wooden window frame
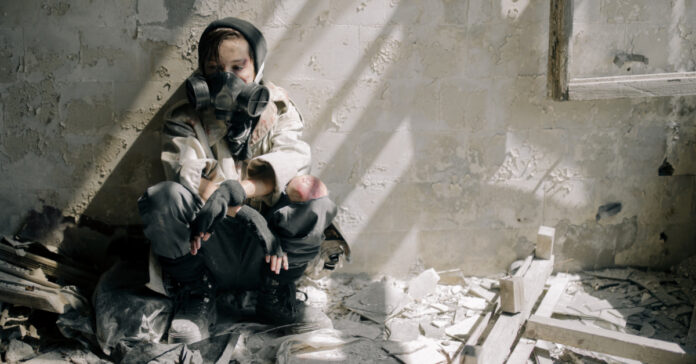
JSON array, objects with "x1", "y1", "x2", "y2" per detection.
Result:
[{"x1": 547, "y1": 0, "x2": 696, "y2": 101}]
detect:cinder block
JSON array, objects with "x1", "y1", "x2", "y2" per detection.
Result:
[
  {"x1": 536, "y1": 226, "x2": 555, "y2": 259},
  {"x1": 499, "y1": 276, "x2": 524, "y2": 313}
]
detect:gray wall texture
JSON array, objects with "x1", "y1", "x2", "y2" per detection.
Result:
[{"x1": 0, "y1": 0, "x2": 695, "y2": 276}]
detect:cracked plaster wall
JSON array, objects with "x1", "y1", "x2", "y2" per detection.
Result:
[{"x1": 0, "y1": 0, "x2": 695, "y2": 276}]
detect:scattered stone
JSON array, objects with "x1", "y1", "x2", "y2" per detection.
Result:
[
  {"x1": 467, "y1": 282, "x2": 496, "y2": 303},
  {"x1": 386, "y1": 318, "x2": 420, "y2": 342},
  {"x1": 458, "y1": 296, "x2": 487, "y2": 310},
  {"x1": 6, "y1": 339, "x2": 35, "y2": 363},
  {"x1": 430, "y1": 319, "x2": 449, "y2": 328},
  {"x1": 418, "y1": 319, "x2": 445, "y2": 339},
  {"x1": 639, "y1": 322, "x2": 656, "y2": 338},
  {"x1": 429, "y1": 303, "x2": 449, "y2": 312},
  {"x1": 333, "y1": 319, "x2": 382, "y2": 340},
  {"x1": 344, "y1": 280, "x2": 411, "y2": 323},
  {"x1": 407, "y1": 269, "x2": 440, "y2": 300},
  {"x1": 445, "y1": 314, "x2": 481, "y2": 338}
]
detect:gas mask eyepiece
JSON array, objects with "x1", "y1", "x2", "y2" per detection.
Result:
[{"x1": 186, "y1": 72, "x2": 270, "y2": 120}]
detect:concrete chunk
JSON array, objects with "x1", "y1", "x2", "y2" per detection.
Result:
[
  {"x1": 536, "y1": 226, "x2": 555, "y2": 259},
  {"x1": 407, "y1": 269, "x2": 440, "y2": 300}
]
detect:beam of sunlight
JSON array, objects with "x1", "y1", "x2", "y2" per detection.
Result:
[
  {"x1": 335, "y1": 123, "x2": 414, "y2": 240},
  {"x1": 64, "y1": 20, "x2": 197, "y2": 218},
  {"x1": 382, "y1": 226, "x2": 421, "y2": 277}
]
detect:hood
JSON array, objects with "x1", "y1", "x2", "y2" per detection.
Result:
[{"x1": 198, "y1": 17, "x2": 267, "y2": 83}]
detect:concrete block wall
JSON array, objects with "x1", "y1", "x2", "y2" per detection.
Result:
[{"x1": 0, "y1": 0, "x2": 694, "y2": 276}]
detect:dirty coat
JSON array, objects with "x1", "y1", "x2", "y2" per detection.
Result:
[
  {"x1": 144, "y1": 81, "x2": 326, "y2": 290},
  {"x1": 161, "y1": 81, "x2": 311, "y2": 208}
]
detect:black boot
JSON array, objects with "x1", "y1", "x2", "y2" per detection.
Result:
[
  {"x1": 256, "y1": 275, "x2": 301, "y2": 326},
  {"x1": 255, "y1": 270, "x2": 332, "y2": 333},
  {"x1": 159, "y1": 254, "x2": 216, "y2": 344}
]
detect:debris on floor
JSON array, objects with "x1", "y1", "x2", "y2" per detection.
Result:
[{"x1": 1, "y1": 225, "x2": 696, "y2": 363}]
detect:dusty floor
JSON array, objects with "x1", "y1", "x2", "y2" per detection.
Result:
[{"x1": 1, "y1": 256, "x2": 695, "y2": 363}]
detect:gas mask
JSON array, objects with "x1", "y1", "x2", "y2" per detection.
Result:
[{"x1": 186, "y1": 72, "x2": 270, "y2": 121}]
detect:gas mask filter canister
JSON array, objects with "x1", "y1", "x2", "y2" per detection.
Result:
[{"x1": 186, "y1": 72, "x2": 270, "y2": 120}]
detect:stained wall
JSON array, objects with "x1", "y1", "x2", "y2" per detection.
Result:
[{"x1": 1, "y1": 0, "x2": 695, "y2": 275}]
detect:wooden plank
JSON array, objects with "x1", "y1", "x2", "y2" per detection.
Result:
[
  {"x1": 0, "y1": 271, "x2": 67, "y2": 313},
  {"x1": 525, "y1": 315, "x2": 696, "y2": 364},
  {"x1": 534, "y1": 274, "x2": 569, "y2": 318},
  {"x1": 499, "y1": 254, "x2": 534, "y2": 313},
  {"x1": 0, "y1": 259, "x2": 60, "y2": 289},
  {"x1": 535, "y1": 226, "x2": 555, "y2": 260},
  {"x1": 461, "y1": 309, "x2": 494, "y2": 364},
  {"x1": 0, "y1": 243, "x2": 95, "y2": 288},
  {"x1": 507, "y1": 273, "x2": 570, "y2": 364},
  {"x1": 469, "y1": 257, "x2": 555, "y2": 364},
  {"x1": 500, "y1": 277, "x2": 524, "y2": 314},
  {"x1": 468, "y1": 282, "x2": 496, "y2": 303},
  {"x1": 500, "y1": 256, "x2": 554, "y2": 314},
  {"x1": 506, "y1": 338, "x2": 536, "y2": 364},
  {"x1": 568, "y1": 72, "x2": 696, "y2": 100},
  {"x1": 515, "y1": 255, "x2": 533, "y2": 277},
  {"x1": 547, "y1": 0, "x2": 572, "y2": 100},
  {"x1": 629, "y1": 271, "x2": 680, "y2": 306},
  {"x1": 507, "y1": 274, "x2": 570, "y2": 364}
]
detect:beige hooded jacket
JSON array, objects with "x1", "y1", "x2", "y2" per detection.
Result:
[{"x1": 160, "y1": 81, "x2": 311, "y2": 207}]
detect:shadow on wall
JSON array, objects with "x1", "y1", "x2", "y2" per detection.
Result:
[{"x1": 69, "y1": 0, "x2": 695, "y2": 275}]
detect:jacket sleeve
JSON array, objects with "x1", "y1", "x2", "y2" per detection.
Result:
[
  {"x1": 160, "y1": 101, "x2": 211, "y2": 198},
  {"x1": 248, "y1": 99, "x2": 311, "y2": 206}
]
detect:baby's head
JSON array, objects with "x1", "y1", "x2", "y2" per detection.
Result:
[{"x1": 286, "y1": 175, "x2": 328, "y2": 202}]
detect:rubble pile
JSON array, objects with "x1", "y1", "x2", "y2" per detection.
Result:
[{"x1": 1, "y1": 224, "x2": 695, "y2": 364}]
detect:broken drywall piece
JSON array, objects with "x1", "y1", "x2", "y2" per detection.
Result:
[
  {"x1": 386, "y1": 318, "x2": 420, "y2": 341},
  {"x1": 343, "y1": 280, "x2": 411, "y2": 323},
  {"x1": 467, "y1": 282, "x2": 496, "y2": 303},
  {"x1": 395, "y1": 343, "x2": 445, "y2": 364},
  {"x1": 382, "y1": 340, "x2": 425, "y2": 355},
  {"x1": 6, "y1": 339, "x2": 35, "y2": 363},
  {"x1": 333, "y1": 319, "x2": 382, "y2": 340},
  {"x1": 458, "y1": 296, "x2": 488, "y2": 311},
  {"x1": 383, "y1": 339, "x2": 446, "y2": 364},
  {"x1": 407, "y1": 268, "x2": 440, "y2": 300},
  {"x1": 418, "y1": 319, "x2": 445, "y2": 339},
  {"x1": 628, "y1": 271, "x2": 681, "y2": 306},
  {"x1": 429, "y1": 303, "x2": 449, "y2": 312},
  {"x1": 445, "y1": 314, "x2": 481, "y2": 338}
]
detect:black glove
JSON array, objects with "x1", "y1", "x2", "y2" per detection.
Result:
[
  {"x1": 191, "y1": 179, "x2": 246, "y2": 237},
  {"x1": 236, "y1": 205, "x2": 284, "y2": 257}
]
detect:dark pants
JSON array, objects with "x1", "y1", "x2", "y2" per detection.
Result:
[{"x1": 137, "y1": 181, "x2": 337, "y2": 290}]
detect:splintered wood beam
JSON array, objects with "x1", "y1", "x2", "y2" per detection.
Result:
[
  {"x1": 547, "y1": 0, "x2": 572, "y2": 100},
  {"x1": 507, "y1": 274, "x2": 570, "y2": 364},
  {"x1": 0, "y1": 271, "x2": 68, "y2": 313},
  {"x1": 468, "y1": 257, "x2": 555, "y2": 364},
  {"x1": 0, "y1": 242, "x2": 95, "y2": 288},
  {"x1": 500, "y1": 256, "x2": 555, "y2": 314},
  {"x1": 458, "y1": 309, "x2": 495, "y2": 364},
  {"x1": 499, "y1": 254, "x2": 534, "y2": 313},
  {"x1": 568, "y1": 72, "x2": 696, "y2": 100},
  {"x1": 525, "y1": 315, "x2": 696, "y2": 364}
]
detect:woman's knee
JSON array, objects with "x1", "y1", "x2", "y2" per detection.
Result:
[{"x1": 286, "y1": 175, "x2": 328, "y2": 203}]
